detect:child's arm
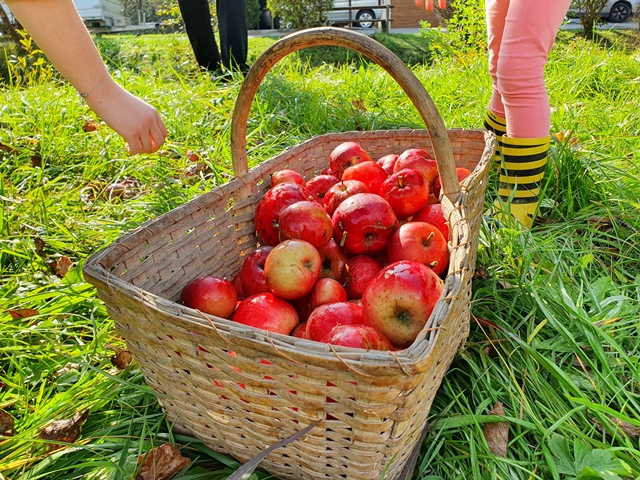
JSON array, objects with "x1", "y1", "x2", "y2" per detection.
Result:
[{"x1": 5, "y1": 0, "x2": 167, "y2": 154}]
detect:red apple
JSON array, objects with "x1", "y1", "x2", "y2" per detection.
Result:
[
  {"x1": 362, "y1": 260, "x2": 444, "y2": 349},
  {"x1": 320, "y1": 166, "x2": 339, "y2": 178},
  {"x1": 180, "y1": 276, "x2": 237, "y2": 319},
  {"x1": 376, "y1": 153, "x2": 399, "y2": 175},
  {"x1": 254, "y1": 182, "x2": 315, "y2": 246},
  {"x1": 432, "y1": 167, "x2": 473, "y2": 198},
  {"x1": 323, "y1": 179, "x2": 369, "y2": 217},
  {"x1": 238, "y1": 245, "x2": 273, "y2": 297},
  {"x1": 344, "y1": 255, "x2": 382, "y2": 300},
  {"x1": 317, "y1": 238, "x2": 350, "y2": 284},
  {"x1": 292, "y1": 321, "x2": 308, "y2": 339},
  {"x1": 306, "y1": 301, "x2": 364, "y2": 342},
  {"x1": 278, "y1": 200, "x2": 333, "y2": 248},
  {"x1": 394, "y1": 148, "x2": 439, "y2": 186},
  {"x1": 386, "y1": 221, "x2": 449, "y2": 276},
  {"x1": 378, "y1": 168, "x2": 430, "y2": 220},
  {"x1": 310, "y1": 277, "x2": 348, "y2": 309},
  {"x1": 332, "y1": 193, "x2": 399, "y2": 256},
  {"x1": 231, "y1": 292, "x2": 299, "y2": 335},
  {"x1": 231, "y1": 273, "x2": 245, "y2": 298},
  {"x1": 264, "y1": 239, "x2": 322, "y2": 299},
  {"x1": 329, "y1": 141, "x2": 372, "y2": 176},
  {"x1": 413, "y1": 203, "x2": 449, "y2": 240},
  {"x1": 426, "y1": 193, "x2": 439, "y2": 206},
  {"x1": 320, "y1": 324, "x2": 394, "y2": 351},
  {"x1": 291, "y1": 293, "x2": 314, "y2": 323},
  {"x1": 341, "y1": 161, "x2": 388, "y2": 194},
  {"x1": 305, "y1": 174, "x2": 340, "y2": 202},
  {"x1": 271, "y1": 169, "x2": 305, "y2": 187}
]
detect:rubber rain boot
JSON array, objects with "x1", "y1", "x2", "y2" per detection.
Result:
[
  {"x1": 494, "y1": 135, "x2": 550, "y2": 228},
  {"x1": 483, "y1": 109, "x2": 506, "y2": 166}
]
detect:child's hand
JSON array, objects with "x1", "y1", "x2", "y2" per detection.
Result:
[
  {"x1": 85, "y1": 79, "x2": 168, "y2": 155},
  {"x1": 414, "y1": 0, "x2": 447, "y2": 11}
]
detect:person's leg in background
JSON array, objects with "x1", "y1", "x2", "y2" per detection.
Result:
[
  {"x1": 177, "y1": 0, "x2": 222, "y2": 73},
  {"x1": 488, "y1": 0, "x2": 571, "y2": 228},
  {"x1": 217, "y1": 0, "x2": 249, "y2": 73},
  {"x1": 484, "y1": 0, "x2": 509, "y2": 165}
]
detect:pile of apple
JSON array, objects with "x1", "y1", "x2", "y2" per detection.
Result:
[{"x1": 180, "y1": 141, "x2": 472, "y2": 351}]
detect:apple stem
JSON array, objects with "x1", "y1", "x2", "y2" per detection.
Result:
[
  {"x1": 340, "y1": 230, "x2": 348, "y2": 248},
  {"x1": 423, "y1": 232, "x2": 435, "y2": 246}
]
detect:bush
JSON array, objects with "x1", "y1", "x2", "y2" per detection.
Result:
[
  {"x1": 266, "y1": 0, "x2": 333, "y2": 28},
  {"x1": 571, "y1": 0, "x2": 609, "y2": 37},
  {"x1": 247, "y1": 0, "x2": 262, "y2": 30},
  {"x1": 420, "y1": 0, "x2": 487, "y2": 59}
]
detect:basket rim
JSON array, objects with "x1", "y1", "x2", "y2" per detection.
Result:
[{"x1": 83, "y1": 128, "x2": 495, "y2": 378}]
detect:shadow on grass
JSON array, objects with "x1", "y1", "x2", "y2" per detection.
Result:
[{"x1": 293, "y1": 32, "x2": 434, "y2": 67}]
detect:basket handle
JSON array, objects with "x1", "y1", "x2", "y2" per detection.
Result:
[{"x1": 231, "y1": 27, "x2": 461, "y2": 202}]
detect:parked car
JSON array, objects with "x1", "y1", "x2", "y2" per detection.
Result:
[
  {"x1": 327, "y1": 0, "x2": 390, "y2": 29},
  {"x1": 570, "y1": 0, "x2": 639, "y2": 23},
  {"x1": 603, "y1": 0, "x2": 638, "y2": 22}
]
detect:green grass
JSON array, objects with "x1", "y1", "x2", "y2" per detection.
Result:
[{"x1": 1, "y1": 29, "x2": 640, "y2": 479}]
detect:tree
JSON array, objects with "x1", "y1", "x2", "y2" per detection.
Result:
[
  {"x1": 266, "y1": 0, "x2": 333, "y2": 29},
  {"x1": 572, "y1": 0, "x2": 609, "y2": 37},
  {"x1": 0, "y1": 6, "x2": 23, "y2": 51}
]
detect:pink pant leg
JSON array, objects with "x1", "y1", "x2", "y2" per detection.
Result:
[
  {"x1": 486, "y1": 0, "x2": 571, "y2": 138},
  {"x1": 486, "y1": 0, "x2": 509, "y2": 120}
]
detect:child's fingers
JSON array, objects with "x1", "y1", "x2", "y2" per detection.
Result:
[
  {"x1": 438, "y1": 0, "x2": 447, "y2": 8},
  {"x1": 414, "y1": 0, "x2": 424, "y2": 7}
]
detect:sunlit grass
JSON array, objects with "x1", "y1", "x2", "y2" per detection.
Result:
[{"x1": 1, "y1": 29, "x2": 639, "y2": 479}]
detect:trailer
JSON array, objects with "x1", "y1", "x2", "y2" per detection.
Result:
[
  {"x1": 73, "y1": 0, "x2": 129, "y2": 29},
  {"x1": 1, "y1": 0, "x2": 157, "y2": 33},
  {"x1": 73, "y1": 0, "x2": 159, "y2": 33}
]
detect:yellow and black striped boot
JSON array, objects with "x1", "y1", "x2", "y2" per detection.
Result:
[
  {"x1": 494, "y1": 136, "x2": 550, "y2": 228},
  {"x1": 483, "y1": 109, "x2": 507, "y2": 166}
]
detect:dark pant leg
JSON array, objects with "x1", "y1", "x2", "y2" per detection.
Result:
[
  {"x1": 178, "y1": 0, "x2": 222, "y2": 72},
  {"x1": 217, "y1": 0, "x2": 248, "y2": 72}
]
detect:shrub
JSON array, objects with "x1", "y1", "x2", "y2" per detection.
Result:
[
  {"x1": 571, "y1": 0, "x2": 609, "y2": 37},
  {"x1": 266, "y1": 0, "x2": 333, "y2": 28},
  {"x1": 420, "y1": 0, "x2": 487, "y2": 59}
]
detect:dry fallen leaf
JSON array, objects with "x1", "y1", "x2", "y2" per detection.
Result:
[
  {"x1": 595, "y1": 415, "x2": 640, "y2": 439},
  {"x1": 31, "y1": 153, "x2": 42, "y2": 168},
  {"x1": 38, "y1": 410, "x2": 89, "y2": 452},
  {"x1": 83, "y1": 119, "x2": 101, "y2": 132},
  {"x1": 482, "y1": 402, "x2": 509, "y2": 457},
  {"x1": 50, "y1": 255, "x2": 74, "y2": 278},
  {"x1": 105, "y1": 179, "x2": 139, "y2": 200},
  {"x1": 0, "y1": 141, "x2": 18, "y2": 154},
  {"x1": 136, "y1": 444, "x2": 191, "y2": 480},
  {"x1": 0, "y1": 409, "x2": 15, "y2": 436},
  {"x1": 34, "y1": 237, "x2": 47, "y2": 258},
  {"x1": 472, "y1": 266, "x2": 491, "y2": 280},
  {"x1": 185, "y1": 149, "x2": 200, "y2": 162},
  {"x1": 352, "y1": 99, "x2": 367, "y2": 112},
  {"x1": 7, "y1": 308, "x2": 39, "y2": 319},
  {"x1": 107, "y1": 344, "x2": 133, "y2": 370},
  {"x1": 184, "y1": 162, "x2": 208, "y2": 177}
]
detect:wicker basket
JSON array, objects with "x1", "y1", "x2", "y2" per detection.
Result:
[{"x1": 83, "y1": 27, "x2": 494, "y2": 480}]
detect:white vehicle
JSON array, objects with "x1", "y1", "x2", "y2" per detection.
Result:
[
  {"x1": 73, "y1": 0, "x2": 129, "y2": 28},
  {"x1": 327, "y1": 0, "x2": 390, "y2": 29},
  {"x1": 601, "y1": 0, "x2": 638, "y2": 22},
  {"x1": 570, "y1": 0, "x2": 639, "y2": 23}
]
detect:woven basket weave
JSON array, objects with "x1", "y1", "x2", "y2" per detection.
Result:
[{"x1": 83, "y1": 28, "x2": 494, "y2": 480}]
